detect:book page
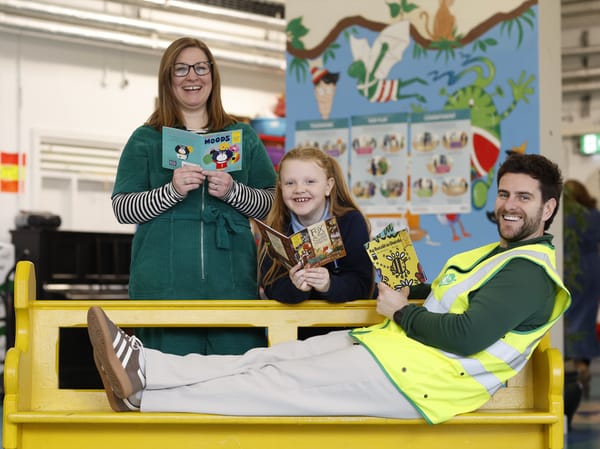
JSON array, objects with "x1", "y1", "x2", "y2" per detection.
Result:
[
  {"x1": 290, "y1": 217, "x2": 346, "y2": 267},
  {"x1": 254, "y1": 219, "x2": 298, "y2": 268}
]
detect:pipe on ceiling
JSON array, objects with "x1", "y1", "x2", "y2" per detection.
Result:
[
  {"x1": 118, "y1": 0, "x2": 285, "y2": 31},
  {"x1": 0, "y1": 0, "x2": 286, "y2": 71},
  {"x1": 0, "y1": 0, "x2": 285, "y2": 53},
  {"x1": 0, "y1": 15, "x2": 286, "y2": 71}
]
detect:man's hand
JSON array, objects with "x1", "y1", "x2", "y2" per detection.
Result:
[{"x1": 376, "y1": 283, "x2": 409, "y2": 319}]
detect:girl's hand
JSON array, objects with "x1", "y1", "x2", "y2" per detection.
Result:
[
  {"x1": 204, "y1": 170, "x2": 234, "y2": 199},
  {"x1": 289, "y1": 263, "x2": 311, "y2": 292},
  {"x1": 302, "y1": 266, "x2": 331, "y2": 293},
  {"x1": 376, "y1": 282, "x2": 409, "y2": 319},
  {"x1": 172, "y1": 165, "x2": 206, "y2": 195}
]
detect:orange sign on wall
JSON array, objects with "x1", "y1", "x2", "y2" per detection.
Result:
[{"x1": 0, "y1": 151, "x2": 26, "y2": 193}]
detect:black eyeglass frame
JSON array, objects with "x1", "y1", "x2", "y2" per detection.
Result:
[{"x1": 172, "y1": 61, "x2": 213, "y2": 77}]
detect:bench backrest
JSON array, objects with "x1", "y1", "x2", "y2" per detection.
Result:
[{"x1": 9, "y1": 260, "x2": 543, "y2": 412}]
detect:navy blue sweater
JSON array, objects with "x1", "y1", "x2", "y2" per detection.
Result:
[{"x1": 261, "y1": 210, "x2": 374, "y2": 303}]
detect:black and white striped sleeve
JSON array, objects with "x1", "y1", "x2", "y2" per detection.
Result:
[
  {"x1": 222, "y1": 181, "x2": 274, "y2": 219},
  {"x1": 112, "y1": 183, "x2": 185, "y2": 224}
]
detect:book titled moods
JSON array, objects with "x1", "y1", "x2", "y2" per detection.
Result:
[
  {"x1": 162, "y1": 126, "x2": 243, "y2": 172},
  {"x1": 364, "y1": 224, "x2": 426, "y2": 289}
]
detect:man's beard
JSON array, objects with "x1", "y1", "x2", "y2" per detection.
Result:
[{"x1": 496, "y1": 206, "x2": 544, "y2": 243}]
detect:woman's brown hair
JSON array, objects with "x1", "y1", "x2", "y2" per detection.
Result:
[
  {"x1": 146, "y1": 37, "x2": 236, "y2": 131},
  {"x1": 564, "y1": 179, "x2": 597, "y2": 209}
]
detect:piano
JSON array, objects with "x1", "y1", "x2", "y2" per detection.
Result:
[{"x1": 9, "y1": 229, "x2": 133, "y2": 388}]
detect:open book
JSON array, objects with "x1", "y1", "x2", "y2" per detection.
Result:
[
  {"x1": 364, "y1": 224, "x2": 426, "y2": 289},
  {"x1": 255, "y1": 217, "x2": 346, "y2": 268},
  {"x1": 162, "y1": 126, "x2": 243, "y2": 172}
]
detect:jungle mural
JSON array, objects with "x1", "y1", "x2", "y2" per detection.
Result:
[{"x1": 285, "y1": 0, "x2": 539, "y2": 276}]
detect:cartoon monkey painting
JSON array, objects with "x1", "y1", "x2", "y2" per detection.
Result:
[{"x1": 420, "y1": 0, "x2": 456, "y2": 42}]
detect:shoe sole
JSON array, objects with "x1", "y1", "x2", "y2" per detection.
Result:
[
  {"x1": 92, "y1": 351, "x2": 130, "y2": 412},
  {"x1": 87, "y1": 306, "x2": 135, "y2": 399}
]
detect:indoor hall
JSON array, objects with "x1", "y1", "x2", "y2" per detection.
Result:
[{"x1": 0, "y1": 1, "x2": 599, "y2": 448}]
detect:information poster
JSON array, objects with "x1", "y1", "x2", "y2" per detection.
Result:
[
  {"x1": 350, "y1": 113, "x2": 409, "y2": 214},
  {"x1": 409, "y1": 110, "x2": 472, "y2": 215},
  {"x1": 294, "y1": 119, "x2": 350, "y2": 176}
]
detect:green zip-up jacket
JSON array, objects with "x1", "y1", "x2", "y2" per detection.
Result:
[{"x1": 113, "y1": 123, "x2": 276, "y2": 354}]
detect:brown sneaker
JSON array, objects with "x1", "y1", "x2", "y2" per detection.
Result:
[
  {"x1": 87, "y1": 306, "x2": 146, "y2": 399},
  {"x1": 93, "y1": 351, "x2": 140, "y2": 412}
]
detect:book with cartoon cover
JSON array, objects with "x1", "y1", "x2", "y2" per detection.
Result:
[
  {"x1": 364, "y1": 224, "x2": 426, "y2": 289},
  {"x1": 162, "y1": 126, "x2": 243, "y2": 172},
  {"x1": 255, "y1": 217, "x2": 346, "y2": 268}
]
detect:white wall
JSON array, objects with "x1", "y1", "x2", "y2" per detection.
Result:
[
  {"x1": 0, "y1": 31, "x2": 284, "y2": 244},
  {"x1": 562, "y1": 14, "x2": 600, "y2": 200}
]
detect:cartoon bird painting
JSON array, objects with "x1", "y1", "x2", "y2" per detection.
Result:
[{"x1": 347, "y1": 21, "x2": 427, "y2": 103}]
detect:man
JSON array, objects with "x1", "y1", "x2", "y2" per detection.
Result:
[{"x1": 88, "y1": 153, "x2": 570, "y2": 424}]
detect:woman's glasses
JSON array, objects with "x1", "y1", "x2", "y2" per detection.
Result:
[{"x1": 172, "y1": 61, "x2": 212, "y2": 77}]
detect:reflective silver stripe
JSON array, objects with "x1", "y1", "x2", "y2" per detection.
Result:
[
  {"x1": 439, "y1": 329, "x2": 547, "y2": 395},
  {"x1": 441, "y1": 350, "x2": 503, "y2": 393},
  {"x1": 486, "y1": 339, "x2": 528, "y2": 371},
  {"x1": 425, "y1": 246, "x2": 558, "y2": 395},
  {"x1": 436, "y1": 248, "x2": 557, "y2": 312},
  {"x1": 423, "y1": 293, "x2": 445, "y2": 313}
]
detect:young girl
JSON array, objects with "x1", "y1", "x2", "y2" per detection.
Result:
[{"x1": 259, "y1": 146, "x2": 374, "y2": 304}]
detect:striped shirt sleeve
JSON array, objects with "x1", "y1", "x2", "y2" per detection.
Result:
[
  {"x1": 112, "y1": 181, "x2": 273, "y2": 224},
  {"x1": 222, "y1": 181, "x2": 274, "y2": 219},
  {"x1": 112, "y1": 182, "x2": 185, "y2": 224}
]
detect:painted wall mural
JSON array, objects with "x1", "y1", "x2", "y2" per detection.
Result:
[{"x1": 285, "y1": 0, "x2": 539, "y2": 276}]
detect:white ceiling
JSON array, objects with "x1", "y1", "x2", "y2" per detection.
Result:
[{"x1": 1, "y1": 0, "x2": 599, "y2": 95}]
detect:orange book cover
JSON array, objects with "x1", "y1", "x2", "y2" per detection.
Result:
[{"x1": 255, "y1": 217, "x2": 346, "y2": 268}]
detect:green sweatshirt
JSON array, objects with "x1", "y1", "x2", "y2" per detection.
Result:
[{"x1": 398, "y1": 234, "x2": 557, "y2": 356}]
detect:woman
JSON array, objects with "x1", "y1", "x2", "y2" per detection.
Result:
[
  {"x1": 563, "y1": 179, "x2": 600, "y2": 398},
  {"x1": 112, "y1": 37, "x2": 276, "y2": 355}
]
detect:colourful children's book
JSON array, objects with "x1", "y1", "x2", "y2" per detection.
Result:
[
  {"x1": 255, "y1": 217, "x2": 346, "y2": 268},
  {"x1": 162, "y1": 126, "x2": 243, "y2": 172},
  {"x1": 364, "y1": 224, "x2": 426, "y2": 289}
]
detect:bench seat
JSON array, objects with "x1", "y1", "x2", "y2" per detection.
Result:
[{"x1": 3, "y1": 261, "x2": 565, "y2": 449}]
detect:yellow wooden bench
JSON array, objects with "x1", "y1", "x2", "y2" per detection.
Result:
[{"x1": 3, "y1": 260, "x2": 565, "y2": 449}]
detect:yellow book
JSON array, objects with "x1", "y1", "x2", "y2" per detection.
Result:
[{"x1": 364, "y1": 224, "x2": 426, "y2": 289}]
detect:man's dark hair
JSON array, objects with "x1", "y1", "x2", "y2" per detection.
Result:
[{"x1": 496, "y1": 153, "x2": 563, "y2": 230}]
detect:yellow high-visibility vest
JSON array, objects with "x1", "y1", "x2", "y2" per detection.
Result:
[{"x1": 351, "y1": 242, "x2": 570, "y2": 424}]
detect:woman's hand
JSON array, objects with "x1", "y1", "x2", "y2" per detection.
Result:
[
  {"x1": 376, "y1": 282, "x2": 409, "y2": 319},
  {"x1": 204, "y1": 170, "x2": 234, "y2": 199},
  {"x1": 172, "y1": 165, "x2": 206, "y2": 195}
]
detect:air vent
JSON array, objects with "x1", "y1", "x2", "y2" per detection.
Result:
[{"x1": 40, "y1": 139, "x2": 122, "y2": 180}]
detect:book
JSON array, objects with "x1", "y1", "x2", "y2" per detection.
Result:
[
  {"x1": 364, "y1": 224, "x2": 426, "y2": 289},
  {"x1": 255, "y1": 217, "x2": 346, "y2": 268},
  {"x1": 162, "y1": 126, "x2": 243, "y2": 172}
]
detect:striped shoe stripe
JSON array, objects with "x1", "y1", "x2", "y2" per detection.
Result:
[{"x1": 114, "y1": 331, "x2": 133, "y2": 368}]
